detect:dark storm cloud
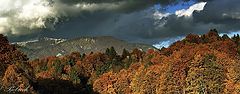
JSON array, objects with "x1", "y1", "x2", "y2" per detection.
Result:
[
  {"x1": 154, "y1": 0, "x2": 240, "y2": 39},
  {"x1": 57, "y1": 0, "x2": 188, "y2": 6},
  {"x1": 6, "y1": 0, "x2": 240, "y2": 45},
  {"x1": 53, "y1": 0, "x2": 193, "y2": 14},
  {"x1": 2, "y1": 0, "x2": 191, "y2": 37},
  {"x1": 6, "y1": 0, "x2": 191, "y2": 42},
  {"x1": 149, "y1": 0, "x2": 240, "y2": 43},
  {"x1": 193, "y1": 0, "x2": 240, "y2": 32},
  {"x1": 117, "y1": 0, "x2": 240, "y2": 43}
]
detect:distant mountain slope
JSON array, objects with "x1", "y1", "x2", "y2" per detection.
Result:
[{"x1": 15, "y1": 36, "x2": 155, "y2": 60}]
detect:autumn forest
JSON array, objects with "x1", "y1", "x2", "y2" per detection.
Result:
[{"x1": 0, "y1": 29, "x2": 240, "y2": 94}]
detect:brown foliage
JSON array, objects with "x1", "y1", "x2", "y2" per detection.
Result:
[
  {"x1": 2, "y1": 64, "x2": 36, "y2": 93},
  {"x1": 1, "y1": 30, "x2": 240, "y2": 94},
  {"x1": 93, "y1": 30, "x2": 240, "y2": 94},
  {"x1": 0, "y1": 34, "x2": 28, "y2": 76}
]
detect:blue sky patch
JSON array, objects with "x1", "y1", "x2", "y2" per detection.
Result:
[{"x1": 154, "y1": 0, "x2": 197, "y2": 13}]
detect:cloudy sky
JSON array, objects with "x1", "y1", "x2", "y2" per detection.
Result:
[{"x1": 0, "y1": 0, "x2": 240, "y2": 47}]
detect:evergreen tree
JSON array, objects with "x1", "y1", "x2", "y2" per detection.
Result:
[
  {"x1": 122, "y1": 48, "x2": 130, "y2": 59},
  {"x1": 105, "y1": 47, "x2": 117, "y2": 59},
  {"x1": 232, "y1": 34, "x2": 240, "y2": 45},
  {"x1": 110, "y1": 46, "x2": 117, "y2": 57},
  {"x1": 105, "y1": 48, "x2": 110, "y2": 56},
  {"x1": 222, "y1": 34, "x2": 230, "y2": 40}
]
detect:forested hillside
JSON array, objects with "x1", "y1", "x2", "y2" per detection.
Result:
[{"x1": 0, "y1": 29, "x2": 240, "y2": 94}]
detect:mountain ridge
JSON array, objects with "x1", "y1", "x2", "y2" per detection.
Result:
[{"x1": 15, "y1": 36, "x2": 156, "y2": 60}]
